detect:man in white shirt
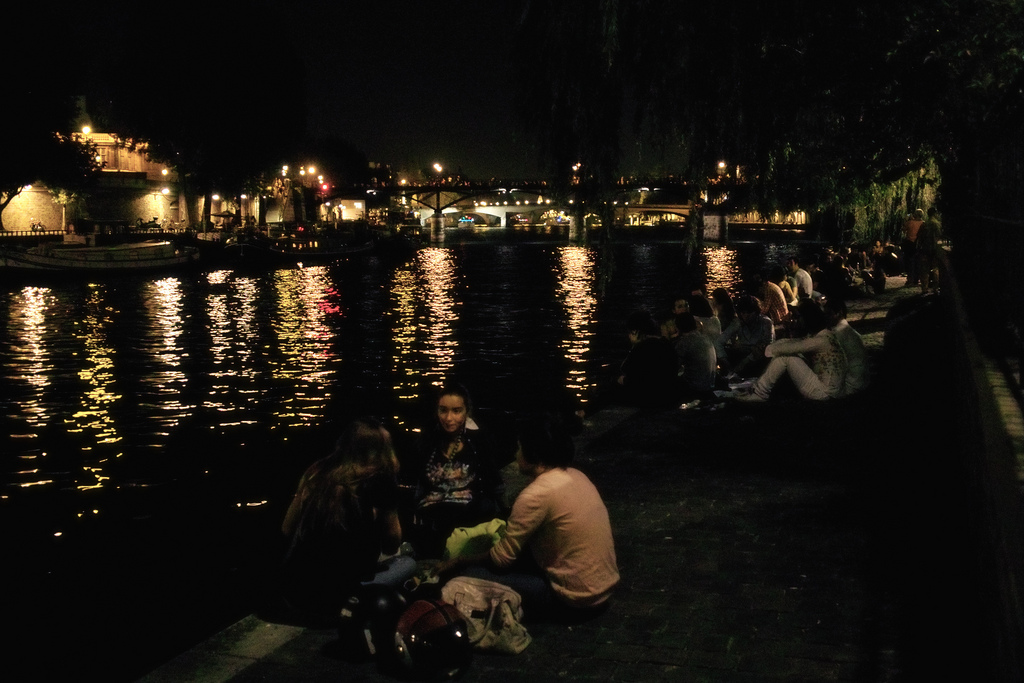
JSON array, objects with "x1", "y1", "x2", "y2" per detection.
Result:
[{"x1": 787, "y1": 256, "x2": 815, "y2": 300}]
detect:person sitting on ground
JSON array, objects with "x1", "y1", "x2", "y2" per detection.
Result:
[
  {"x1": 688, "y1": 293, "x2": 721, "y2": 341},
  {"x1": 825, "y1": 298, "x2": 870, "y2": 397},
  {"x1": 710, "y1": 288, "x2": 737, "y2": 331},
  {"x1": 671, "y1": 293, "x2": 690, "y2": 317},
  {"x1": 738, "y1": 299, "x2": 847, "y2": 402},
  {"x1": 280, "y1": 417, "x2": 417, "y2": 620},
  {"x1": 859, "y1": 252, "x2": 887, "y2": 294},
  {"x1": 770, "y1": 263, "x2": 799, "y2": 308},
  {"x1": 755, "y1": 269, "x2": 790, "y2": 333},
  {"x1": 806, "y1": 253, "x2": 827, "y2": 299},
  {"x1": 879, "y1": 240, "x2": 904, "y2": 276},
  {"x1": 787, "y1": 256, "x2": 816, "y2": 300},
  {"x1": 655, "y1": 309, "x2": 680, "y2": 341},
  {"x1": 435, "y1": 415, "x2": 619, "y2": 621},
  {"x1": 848, "y1": 244, "x2": 869, "y2": 273},
  {"x1": 674, "y1": 312, "x2": 717, "y2": 402},
  {"x1": 616, "y1": 309, "x2": 680, "y2": 410},
  {"x1": 822, "y1": 253, "x2": 854, "y2": 301},
  {"x1": 715, "y1": 294, "x2": 775, "y2": 378},
  {"x1": 412, "y1": 381, "x2": 504, "y2": 558}
]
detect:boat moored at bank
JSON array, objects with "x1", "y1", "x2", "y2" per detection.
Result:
[
  {"x1": 221, "y1": 232, "x2": 375, "y2": 266},
  {"x1": 0, "y1": 239, "x2": 200, "y2": 274}
]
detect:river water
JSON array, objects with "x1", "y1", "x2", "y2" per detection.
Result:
[{"x1": 0, "y1": 227, "x2": 803, "y2": 679}]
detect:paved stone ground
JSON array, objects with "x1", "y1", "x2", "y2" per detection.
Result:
[{"x1": 144, "y1": 279, "x2": 964, "y2": 683}]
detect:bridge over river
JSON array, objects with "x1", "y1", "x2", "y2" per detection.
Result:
[{"x1": 364, "y1": 179, "x2": 700, "y2": 232}]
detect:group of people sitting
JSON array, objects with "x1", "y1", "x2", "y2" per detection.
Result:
[
  {"x1": 273, "y1": 251, "x2": 879, "y2": 656},
  {"x1": 279, "y1": 381, "x2": 619, "y2": 633},
  {"x1": 613, "y1": 255, "x2": 871, "y2": 410}
]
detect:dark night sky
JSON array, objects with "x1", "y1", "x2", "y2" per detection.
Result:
[
  {"x1": 292, "y1": 2, "x2": 543, "y2": 180},
  {"x1": 10, "y1": 1, "x2": 545, "y2": 181}
]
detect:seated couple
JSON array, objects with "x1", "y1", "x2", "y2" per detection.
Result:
[{"x1": 435, "y1": 415, "x2": 620, "y2": 622}]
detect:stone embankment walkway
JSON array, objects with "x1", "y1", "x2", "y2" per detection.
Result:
[{"x1": 142, "y1": 278, "x2": 957, "y2": 683}]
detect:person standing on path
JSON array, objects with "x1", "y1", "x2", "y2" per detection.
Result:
[
  {"x1": 902, "y1": 208, "x2": 925, "y2": 286},
  {"x1": 916, "y1": 207, "x2": 942, "y2": 293}
]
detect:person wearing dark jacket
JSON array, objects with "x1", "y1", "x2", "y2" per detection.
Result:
[
  {"x1": 617, "y1": 310, "x2": 679, "y2": 410},
  {"x1": 412, "y1": 381, "x2": 503, "y2": 557}
]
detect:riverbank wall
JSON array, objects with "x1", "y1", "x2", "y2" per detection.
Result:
[{"x1": 939, "y1": 250, "x2": 1024, "y2": 682}]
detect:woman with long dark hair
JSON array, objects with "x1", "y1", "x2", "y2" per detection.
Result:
[{"x1": 281, "y1": 417, "x2": 416, "y2": 618}]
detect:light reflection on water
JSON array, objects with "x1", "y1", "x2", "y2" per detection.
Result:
[
  {"x1": 72, "y1": 284, "x2": 120, "y2": 490},
  {"x1": 8, "y1": 287, "x2": 56, "y2": 489},
  {"x1": 12, "y1": 286, "x2": 53, "y2": 415},
  {"x1": 269, "y1": 266, "x2": 340, "y2": 427},
  {"x1": 140, "y1": 277, "x2": 190, "y2": 442},
  {"x1": 556, "y1": 246, "x2": 598, "y2": 406},
  {"x1": 389, "y1": 264, "x2": 421, "y2": 411},
  {"x1": 205, "y1": 270, "x2": 262, "y2": 430},
  {"x1": 387, "y1": 248, "x2": 461, "y2": 428},
  {"x1": 703, "y1": 245, "x2": 743, "y2": 292},
  {"x1": 417, "y1": 248, "x2": 459, "y2": 383}
]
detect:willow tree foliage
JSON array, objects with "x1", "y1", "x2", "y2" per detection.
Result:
[{"x1": 513, "y1": 0, "x2": 1024, "y2": 225}]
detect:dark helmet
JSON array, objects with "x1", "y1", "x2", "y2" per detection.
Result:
[
  {"x1": 337, "y1": 584, "x2": 408, "y2": 662},
  {"x1": 394, "y1": 599, "x2": 472, "y2": 680}
]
